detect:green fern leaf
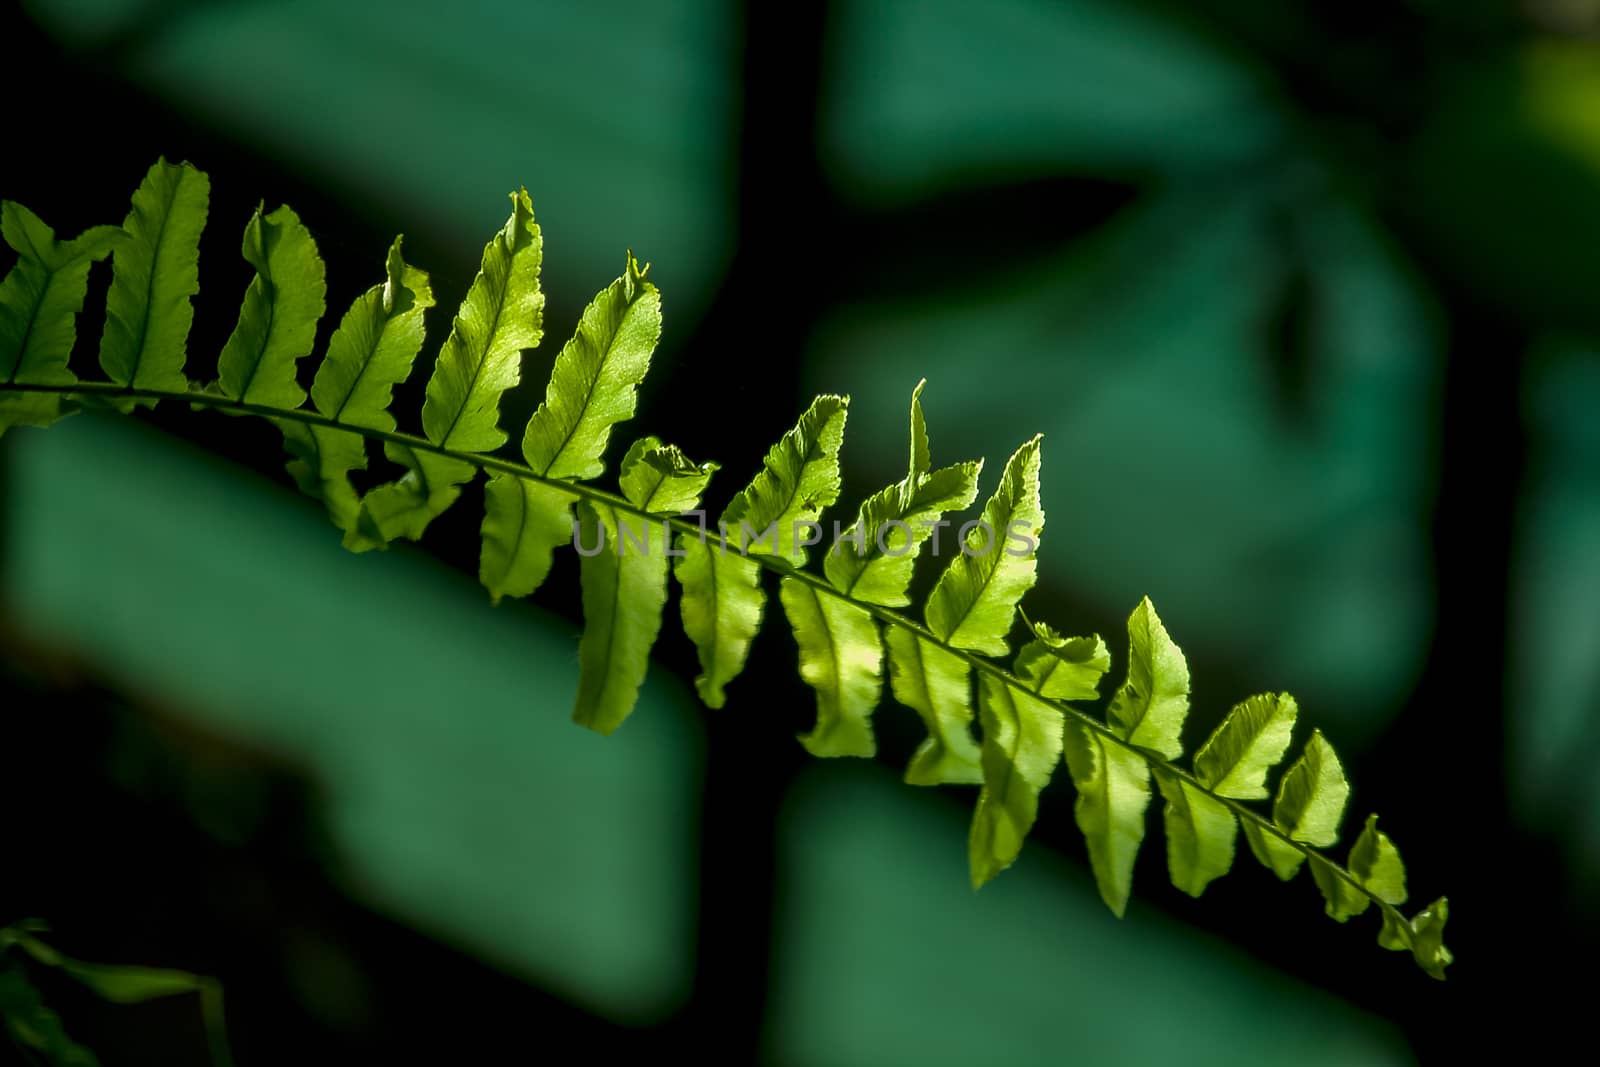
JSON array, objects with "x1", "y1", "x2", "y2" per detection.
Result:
[
  {"x1": 1379, "y1": 897, "x2": 1451, "y2": 980},
  {"x1": 824, "y1": 380, "x2": 981, "y2": 605},
  {"x1": 924, "y1": 435, "x2": 1043, "y2": 655},
  {"x1": 969, "y1": 674, "x2": 1065, "y2": 888},
  {"x1": 97, "y1": 158, "x2": 208, "y2": 398},
  {"x1": 1243, "y1": 729, "x2": 1350, "y2": 879},
  {"x1": 887, "y1": 628, "x2": 982, "y2": 786},
  {"x1": 523, "y1": 252, "x2": 659, "y2": 479},
  {"x1": 720, "y1": 394, "x2": 848, "y2": 565},
  {"x1": 1192, "y1": 692, "x2": 1298, "y2": 800},
  {"x1": 1106, "y1": 597, "x2": 1190, "y2": 759},
  {"x1": 282, "y1": 237, "x2": 434, "y2": 529},
  {"x1": 674, "y1": 535, "x2": 763, "y2": 709},
  {"x1": 1310, "y1": 854, "x2": 1370, "y2": 921},
  {"x1": 1153, "y1": 766, "x2": 1236, "y2": 898},
  {"x1": 0, "y1": 201, "x2": 122, "y2": 432},
  {"x1": 216, "y1": 204, "x2": 326, "y2": 408},
  {"x1": 573, "y1": 438, "x2": 714, "y2": 733},
  {"x1": 1272, "y1": 729, "x2": 1350, "y2": 845},
  {"x1": 313, "y1": 237, "x2": 435, "y2": 432},
  {"x1": 1014, "y1": 623, "x2": 1110, "y2": 700},
  {"x1": 421, "y1": 188, "x2": 543, "y2": 452},
  {"x1": 280, "y1": 423, "x2": 366, "y2": 531},
  {"x1": 476, "y1": 475, "x2": 577, "y2": 599},
  {"x1": 1061, "y1": 719, "x2": 1153, "y2": 915},
  {"x1": 617, "y1": 439, "x2": 718, "y2": 514},
  {"x1": 347, "y1": 444, "x2": 476, "y2": 550},
  {"x1": 1348, "y1": 813, "x2": 1407, "y2": 905},
  {"x1": 780, "y1": 579, "x2": 883, "y2": 757}
]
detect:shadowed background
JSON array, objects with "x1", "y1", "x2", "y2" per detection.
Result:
[{"x1": 2, "y1": 1, "x2": 1595, "y2": 1063}]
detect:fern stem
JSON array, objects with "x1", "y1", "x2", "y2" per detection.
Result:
[{"x1": 1, "y1": 378, "x2": 1385, "y2": 907}]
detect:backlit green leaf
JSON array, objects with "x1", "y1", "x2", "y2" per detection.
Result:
[
  {"x1": 1014, "y1": 622, "x2": 1109, "y2": 701},
  {"x1": 1243, "y1": 729, "x2": 1348, "y2": 880},
  {"x1": 0, "y1": 200, "x2": 121, "y2": 434},
  {"x1": 970, "y1": 674, "x2": 1064, "y2": 887},
  {"x1": 478, "y1": 473, "x2": 577, "y2": 601},
  {"x1": 781, "y1": 578, "x2": 883, "y2": 756},
  {"x1": 1310, "y1": 853, "x2": 1370, "y2": 921},
  {"x1": 216, "y1": 203, "x2": 325, "y2": 408},
  {"x1": 98, "y1": 157, "x2": 208, "y2": 396},
  {"x1": 1153, "y1": 766, "x2": 1236, "y2": 898},
  {"x1": 1349, "y1": 813, "x2": 1408, "y2": 906},
  {"x1": 421, "y1": 188, "x2": 543, "y2": 451},
  {"x1": 924, "y1": 435, "x2": 1043, "y2": 655},
  {"x1": 523, "y1": 252, "x2": 659, "y2": 479},
  {"x1": 574, "y1": 502, "x2": 669, "y2": 734},
  {"x1": 572, "y1": 438, "x2": 713, "y2": 733},
  {"x1": 346, "y1": 444, "x2": 476, "y2": 551},
  {"x1": 284, "y1": 237, "x2": 434, "y2": 530},
  {"x1": 1106, "y1": 596, "x2": 1190, "y2": 759},
  {"x1": 1273, "y1": 729, "x2": 1349, "y2": 846},
  {"x1": 1193, "y1": 692, "x2": 1298, "y2": 800},
  {"x1": 721, "y1": 395, "x2": 849, "y2": 565},
  {"x1": 618, "y1": 437, "x2": 718, "y2": 514},
  {"x1": 1062, "y1": 718, "x2": 1152, "y2": 915},
  {"x1": 887, "y1": 628, "x2": 982, "y2": 786},
  {"x1": 675, "y1": 531, "x2": 765, "y2": 709}
]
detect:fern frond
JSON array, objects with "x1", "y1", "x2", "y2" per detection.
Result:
[{"x1": 0, "y1": 161, "x2": 1453, "y2": 979}]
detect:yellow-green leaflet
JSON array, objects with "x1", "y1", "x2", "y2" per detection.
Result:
[
  {"x1": 574, "y1": 438, "x2": 714, "y2": 733},
  {"x1": 0, "y1": 200, "x2": 123, "y2": 432},
  {"x1": 969, "y1": 675, "x2": 1065, "y2": 888},
  {"x1": 1106, "y1": 597, "x2": 1191, "y2": 759},
  {"x1": 280, "y1": 422, "x2": 366, "y2": 531},
  {"x1": 1243, "y1": 730, "x2": 1350, "y2": 879},
  {"x1": 1153, "y1": 766, "x2": 1236, "y2": 898},
  {"x1": 217, "y1": 203, "x2": 325, "y2": 409},
  {"x1": 887, "y1": 628, "x2": 982, "y2": 786},
  {"x1": 924, "y1": 435, "x2": 1043, "y2": 655},
  {"x1": 780, "y1": 579, "x2": 883, "y2": 757},
  {"x1": 1310, "y1": 853, "x2": 1370, "y2": 921},
  {"x1": 720, "y1": 394, "x2": 848, "y2": 565},
  {"x1": 98, "y1": 157, "x2": 208, "y2": 397},
  {"x1": 478, "y1": 475, "x2": 579, "y2": 601},
  {"x1": 1376, "y1": 898, "x2": 1452, "y2": 980},
  {"x1": 281, "y1": 237, "x2": 435, "y2": 533},
  {"x1": 1014, "y1": 623, "x2": 1110, "y2": 701},
  {"x1": 1348, "y1": 814, "x2": 1407, "y2": 905},
  {"x1": 1062, "y1": 719, "x2": 1153, "y2": 916},
  {"x1": 523, "y1": 253, "x2": 660, "y2": 479},
  {"x1": 674, "y1": 533, "x2": 764, "y2": 709},
  {"x1": 1193, "y1": 692, "x2": 1298, "y2": 799},
  {"x1": 421, "y1": 188, "x2": 543, "y2": 452},
  {"x1": 347, "y1": 444, "x2": 476, "y2": 551}
]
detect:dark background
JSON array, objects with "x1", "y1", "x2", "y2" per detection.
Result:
[{"x1": 3, "y1": 1, "x2": 1596, "y2": 1062}]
